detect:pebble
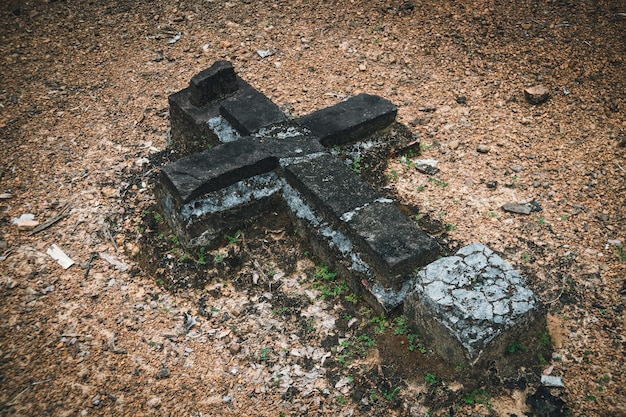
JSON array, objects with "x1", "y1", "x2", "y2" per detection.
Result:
[
  {"x1": 456, "y1": 96, "x2": 467, "y2": 104},
  {"x1": 147, "y1": 397, "x2": 161, "y2": 408},
  {"x1": 524, "y1": 85, "x2": 550, "y2": 105},
  {"x1": 418, "y1": 104, "x2": 436, "y2": 112},
  {"x1": 510, "y1": 164, "x2": 524, "y2": 172},
  {"x1": 448, "y1": 140, "x2": 460, "y2": 150},
  {"x1": 502, "y1": 202, "x2": 532, "y2": 215},
  {"x1": 476, "y1": 144, "x2": 491, "y2": 153}
]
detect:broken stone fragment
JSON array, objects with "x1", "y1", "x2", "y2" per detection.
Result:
[
  {"x1": 502, "y1": 202, "x2": 532, "y2": 215},
  {"x1": 17, "y1": 219, "x2": 39, "y2": 230},
  {"x1": 524, "y1": 85, "x2": 550, "y2": 105},
  {"x1": 476, "y1": 144, "x2": 491, "y2": 153}
]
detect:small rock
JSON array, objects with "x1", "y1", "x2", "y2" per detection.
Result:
[
  {"x1": 358, "y1": 63, "x2": 367, "y2": 71},
  {"x1": 486, "y1": 180, "x2": 497, "y2": 189},
  {"x1": 218, "y1": 40, "x2": 232, "y2": 49},
  {"x1": 229, "y1": 342, "x2": 241, "y2": 355},
  {"x1": 541, "y1": 375, "x2": 565, "y2": 388},
  {"x1": 156, "y1": 366, "x2": 170, "y2": 379},
  {"x1": 17, "y1": 219, "x2": 39, "y2": 231},
  {"x1": 510, "y1": 164, "x2": 524, "y2": 172},
  {"x1": 502, "y1": 203, "x2": 532, "y2": 215},
  {"x1": 257, "y1": 49, "x2": 272, "y2": 58},
  {"x1": 524, "y1": 85, "x2": 550, "y2": 105},
  {"x1": 418, "y1": 104, "x2": 436, "y2": 112},
  {"x1": 476, "y1": 144, "x2": 491, "y2": 153},
  {"x1": 416, "y1": 164, "x2": 439, "y2": 175},
  {"x1": 521, "y1": 22, "x2": 532, "y2": 30},
  {"x1": 448, "y1": 140, "x2": 460, "y2": 150},
  {"x1": 147, "y1": 397, "x2": 162, "y2": 408},
  {"x1": 456, "y1": 96, "x2": 467, "y2": 104}
]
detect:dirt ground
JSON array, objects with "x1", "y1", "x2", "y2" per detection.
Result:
[{"x1": 1, "y1": 0, "x2": 625, "y2": 416}]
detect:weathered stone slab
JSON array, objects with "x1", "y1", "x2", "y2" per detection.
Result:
[
  {"x1": 297, "y1": 93, "x2": 397, "y2": 146},
  {"x1": 159, "y1": 137, "x2": 277, "y2": 205},
  {"x1": 345, "y1": 201, "x2": 440, "y2": 285},
  {"x1": 253, "y1": 123, "x2": 326, "y2": 162},
  {"x1": 404, "y1": 242, "x2": 545, "y2": 367},
  {"x1": 283, "y1": 154, "x2": 381, "y2": 220},
  {"x1": 189, "y1": 60, "x2": 238, "y2": 107},
  {"x1": 220, "y1": 84, "x2": 287, "y2": 135},
  {"x1": 156, "y1": 172, "x2": 284, "y2": 249},
  {"x1": 281, "y1": 182, "x2": 414, "y2": 314}
]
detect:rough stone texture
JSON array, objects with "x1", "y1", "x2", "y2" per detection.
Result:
[
  {"x1": 156, "y1": 172, "x2": 284, "y2": 249},
  {"x1": 404, "y1": 242, "x2": 545, "y2": 367},
  {"x1": 189, "y1": 60, "x2": 238, "y2": 107},
  {"x1": 502, "y1": 202, "x2": 532, "y2": 215},
  {"x1": 283, "y1": 155, "x2": 382, "y2": 221},
  {"x1": 220, "y1": 84, "x2": 287, "y2": 135},
  {"x1": 159, "y1": 137, "x2": 277, "y2": 205},
  {"x1": 298, "y1": 93, "x2": 398, "y2": 146},
  {"x1": 345, "y1": 201, "x2": 439, "y2": 285}
]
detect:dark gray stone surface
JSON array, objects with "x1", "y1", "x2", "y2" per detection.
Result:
[
  {"x1": 160, "y1": 137, "x2": 277, "y2": 204},
  {"x1": 252, "y1": 123, "x2": 326, "y2": 162},
  {"x1": 283, "y1": 154, "x2": 381, "y2": 220},
  {"x1": 189, "y1": 60, "x2": 238, "y2": 107},
  {"x1": 345, "y1": 201, "x2": 440, "y2": 284},
  {"x1": 298, "y1": 93, "x2": 397, "y2": 146},
  {"x1": 220, "y1": 84, "x2": 287, "y2": 135}
]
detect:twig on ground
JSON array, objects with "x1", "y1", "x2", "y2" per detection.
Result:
[
  {"x1": 545, "y1": 274, "x2": 568, "y2": 304},
  {"x1": 103, "y1": 223, "x2": 119, "y2": 252},
  {"x1": 29, "y1": 202, "x2": 71, "y2": 236},
  {"x1": 85, "y1": 252, "x2": 97, "y2": 278},
  {"x1": 616, "y1": 163, "x2": 626, "y2": 174}
]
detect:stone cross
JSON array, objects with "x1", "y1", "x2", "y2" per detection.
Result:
[{"x1": 155, "y1": 61, "x2": 545, "y2": 368}]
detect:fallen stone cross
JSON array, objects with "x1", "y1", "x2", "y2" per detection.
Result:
[{"x1": 155, "y1": 61, "x2": 545, "y2": 367}]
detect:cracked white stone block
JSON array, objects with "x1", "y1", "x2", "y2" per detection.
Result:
[{"x1": 404, "y1": 242, "x2": 545, "y2": 366}]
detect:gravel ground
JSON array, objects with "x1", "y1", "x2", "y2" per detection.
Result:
[{"x1": 1, "y1": 0, "x2": 625, "y2": 416}]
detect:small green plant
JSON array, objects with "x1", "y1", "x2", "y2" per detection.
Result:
[
  {"x1": 369, "y1": 315, "x2": 387, "y2": 334},
  {"x1": 462, "y1": 389, "x2": 492, "y2": 409},
  {"x1": 539, "y1": 332, "x2": 553, "y2": 346},
  {"x1": 382, "y1": 387, "x2": 401, "y2": 401},
  {"x1": 315, "y1": 264, "x2": 337, "y2": 280},
  {"x1": 333, "y1": 144, "x2": 341, "y2": 152},
  {"x1": 537, "y1": 353, "x2": 547, "y2": 366},
  {"x1": 417, "y1": 185, "x2": 425, "y2": 192},
  {"x1": 357, "y1": 333, "x2": 376, "y2": 348},
  {"x1": 197, "y1": 247, "x2": 207, "y2": 265},
  {"x1": 225, "y1": 230, "x2": 241, "y2": 244},
  {"x1": 407, "y1": 333, "x2": 427, "y2": 353},
  {"x1": 425, "y1": 373, "x2": 437, "y2": 385},
  {"x1": 372, "y1": 25, "x2": 384, "y2": 31},
  {"x1": 351, "y1": 157, "x2": 364, "y2": 174},
  {"x1": 336, "y1": 395, "x2": 347, "y2": 404},
  {"x1": 428, "y1": 177, "x2": 448, "y2": 188},
  {"x1": 213, "y1": 253, "x2": 224, "y2": 265},
  {"x1": 345, "y1": 293, "x2": 359, "y2": 304},
  {"x1": 537, "y1": 217, "x2": 546, "y2": 225},
  {"x1": 154, "y1": 212, "x2": 163, "y2": 222},
  {"x1": 522, "y1": 252, "x2": 530, "y2": 263},
  {"x1": 259, "y1": 347, "x2": 271, "y2": 362},
  {"x1": 488, "y1": 211, "x2": 498, "y2": 218},
  {"x1": 170, "y1": 235, "x2": 180, "y2": 246},
  {"x1": 596, "y1": 374, "x2": 610, "y2": 391},
  {"x1": 387, "y1": 169, "x2": 399, "y2": 182},
  {"x1": 393, "y1": 316, "x2": 408, "y2": 335},
  {"x1": 506, "y1": 343, "x2": 529, "y2": 353},
  {"x1": 613, "y1": 244, "x2": 626, "y2": 261},
  {"x1": 446, "y1": 223, "x2": 456, "y2": 231}
]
